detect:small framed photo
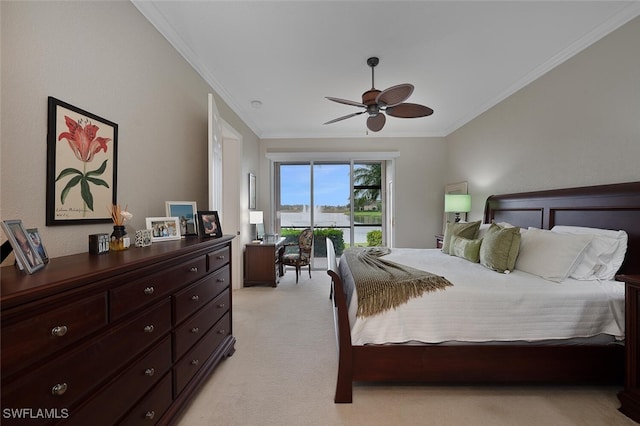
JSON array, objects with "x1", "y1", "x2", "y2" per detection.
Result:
[
  {"x1": 1, "y1": 220, "x2": 45, "y2": 274},
  {"x1": 145, "y1": 217, "x2": 181, "y2": 242},
  {"x1": 26, "y1": 228, "x2": 49, "y2": 263},
  {"x1": 196, "y1": 211, "x2": 222, "y2": 238},
  {"x1": 165, "y1": 201, "x2": 198, "y2": 236}
]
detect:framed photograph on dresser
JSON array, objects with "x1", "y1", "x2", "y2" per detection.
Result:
[
  {"x1": 1, "y1": 220, "x2": 44, "y2": 274},
  {"x1": 165, "y1": 201, "x2": 198, "y2": 236},
  {"x1": 145, "y1": 217, "x2": 181, "y2": 242},
  {"x1": 196, "y1": 211, "x2": 222, "y2": 238},
  {"x1": 25, "y1": 228, "x2": 49, "y2": 263}
]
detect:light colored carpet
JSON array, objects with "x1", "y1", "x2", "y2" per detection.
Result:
[{"x1": 176, "y1": 268, "x2": 635, "y2": 426}]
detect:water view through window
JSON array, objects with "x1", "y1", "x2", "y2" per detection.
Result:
[{"x1": 277, "y1": 162, "x2": 383, "y2": 262}]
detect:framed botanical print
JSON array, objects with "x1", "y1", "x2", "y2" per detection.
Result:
[{"x1": 46, "y1": 97, "x2": 118, "y2": 225}]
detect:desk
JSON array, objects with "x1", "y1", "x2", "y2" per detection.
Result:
[{"x1": 243, "y1": 238, "x2": 286, "y2": 287}]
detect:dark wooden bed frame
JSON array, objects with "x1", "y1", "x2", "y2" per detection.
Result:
[{"x1": 326, "y1": 181, "x2": 640, "y2": 403}]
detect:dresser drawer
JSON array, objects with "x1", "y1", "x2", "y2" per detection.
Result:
[
  {"x1": 207, "y1": 246, "x2": 230, "y2": 272},
  {"x1": 118, "y1": 372, "x2": 172, "y2": 426},
  {"x1": 1, "y1": 299, "x2": 171, "y2": 411},
  {"x1": 174, "y1": 313, "x2": 231, "y2": 396},
  {"x1": 1, "y1": 292, "x2": 107, "y2": 378},
  {"x1": 173, "y1": 290, "x2": 230, "y2": 360},
  {"x1": 65, "y1": 336, "x2": 172, "y2": 426},
  {"x1": 173, "y1": 266, "x2": 230, "y2": 325},
  {"x1": 110, "y1": 256, "x2": 207, "y2": 320}
]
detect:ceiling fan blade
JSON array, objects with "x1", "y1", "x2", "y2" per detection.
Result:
[
  {"x1": 385, "y1": 103, "x2": 434, "y2": 118},
  {"x1": 323, "y1": 111, "x2": 365, "y2": 125},
  {"x1": 375, "y1": 84, "x2": 414, "y2": 107},
  {"x1": 366, "y1": 114, "x2": 386, "y2": 132},
  {"x1": 325, "y1": 97, "x2": 366, "y2": 108}
]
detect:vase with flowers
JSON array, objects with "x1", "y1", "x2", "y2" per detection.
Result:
[{"x1": 108, "y1": 204, "x2": 133, "y2": 251}]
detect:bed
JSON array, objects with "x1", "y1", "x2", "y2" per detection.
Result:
[{"x1": 326, "y1": 181, "x2": 640, "y2": 403}]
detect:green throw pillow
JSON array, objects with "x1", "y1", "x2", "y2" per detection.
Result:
[
  {"x1": 442, "y1": 220, "x2": 481, "y2": 254},
  {"x1": 450, "y1": 236, "x2": 482, "y2": 263},
  {"x1": 479, "y1": 223, "x2": 521, "y2": 273}
]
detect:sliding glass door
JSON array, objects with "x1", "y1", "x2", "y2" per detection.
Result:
[{"x1": 276, "y1": 161, "x2": 384, "y2": 268}]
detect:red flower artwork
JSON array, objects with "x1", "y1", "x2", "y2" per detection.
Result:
[{"x1": 56, "y1": 116, "x2": 111, "y2": 212}]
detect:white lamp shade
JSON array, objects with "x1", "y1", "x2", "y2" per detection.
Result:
[
  {"x1": 444, "y1": 194, "x2": 471, "y2": 213},
  {"x1": 249, "y1": 210, "x2": 263, "y2": 224}
]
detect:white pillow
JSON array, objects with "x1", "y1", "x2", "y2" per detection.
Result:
[
  {"x1": 515, "y1": 227, "x2": 592, "y2": 282},
  {"x1": 550, "y1": 225, "x2": 628, "y2": 280}
]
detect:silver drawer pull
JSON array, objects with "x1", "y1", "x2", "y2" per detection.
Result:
[
  {"x1": 144, "y1": 286, "x2": 155, "y2": 295},
  {"x1": 218, "y1": 329, "x2": 226, "y2": 335},
  {"x1": 190, "y1": 267, "x2": 199, "y2": 272},
  {"x1": 191, "y1": 359, "x2": 199, "y2": 366},
  {"x1": 217, "y1": 303, "x2": 225, "y2": 309},
  {"x1": 191, "y1": 295, "x2": 199, "y2": 302},
  {"x1": 51, "y1": 383, "x2": 68, "y2": 396},
  {"x1": 143, "y1": 325, "x2": 155, "y2": 333},
  {"x1": 216, "y1": 278, "x2": 225, "y2": 282},
  {"x1": 216, "y1": 255, "x2": 225, "y2": 260},
  {"x1": 51, "y1": 325, "x2": 68, "y2": 337},
  {"x1": 191, "y1": 327, "x2": 199, "y2": 334},
  {"x1": 145, "y1": 411, "x2": 155, "y2": 420},
  {"x1": 144, "y1": 368, "x2": 155, "y2": 377}
]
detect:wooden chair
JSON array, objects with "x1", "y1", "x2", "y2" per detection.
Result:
[{"x1": 281, "y1": 228, "x2": 313, "y2": 283}]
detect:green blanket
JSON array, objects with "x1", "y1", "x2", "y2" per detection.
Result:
[{"x1": 344, "y1": 247, "x2": 453, "y2": 318}]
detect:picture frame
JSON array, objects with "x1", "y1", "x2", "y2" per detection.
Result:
[
  {"x1": 196, "y1": 211, "x2": 222, "y2": 238},
  {"x1": 165, "y1": 201, "x2": 198, "y2": 236},
  {"x1": 249, "y1": 172, "x2": 256, "y2": 209},
  {"x1": 46, "y1": 97, "x2": 118, "y2": 225},
  {"x1": 1, "y1": 220, "x2": 45, "y2": 274},
  {"x1": 145, "y1": 217, "x2": 181, "y2": 242},
  {"x1": 25, "y1": 228, "x2": 49, "y2": 263}
]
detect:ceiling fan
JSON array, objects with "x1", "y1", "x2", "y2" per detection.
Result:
[{"x1": 324, "y1": 57, "x2": 434, "y2": 132}]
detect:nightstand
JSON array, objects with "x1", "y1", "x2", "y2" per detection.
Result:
[
  {"x1": 618, "y1": 274, "x2": 640, "y2": 423},
  {"x1": 244, "y1": 238, "x2": 286, "y2": 287},
  {"x1": 435, "y1": 234, "x2": 444, "y2": 249}
]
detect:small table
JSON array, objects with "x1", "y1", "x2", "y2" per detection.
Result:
[{"x1": 243, "y1": 237, "x2": 286, "y2": 287}]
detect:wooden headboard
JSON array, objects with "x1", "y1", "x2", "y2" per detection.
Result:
[{"x1": 483, "y1": 181, "x2": 640, "y2": 275}]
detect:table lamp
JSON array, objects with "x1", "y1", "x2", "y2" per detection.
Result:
[
  {"x1": 444, "y1": 194, "x2": 471, "y2": 223},
  {"x1": 249, "y1": 211, "x2": 264, "y2": 241}
]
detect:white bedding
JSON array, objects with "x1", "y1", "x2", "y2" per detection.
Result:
[{"x1": 340, "y1": 248, "x2": 625, "y2": 345}]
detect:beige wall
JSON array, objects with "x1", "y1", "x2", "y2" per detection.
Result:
[
  {"x1": 0, "y1": 1, "x2": 259, "y2": 263},
  {"x1": 446, "y1": 16, "x2": 640, "y2": 221}
]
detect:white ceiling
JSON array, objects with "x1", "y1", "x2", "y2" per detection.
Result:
[{"x1": 133, "y1": 1, "x2": 640, "y2": 139}]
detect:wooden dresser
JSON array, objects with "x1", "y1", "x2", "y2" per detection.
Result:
[
  {"x1": 1, "y1": 236, "x2": 235, "y2": 425},
  {"x1": 618, "y1": 275, "x2": 640, "y2": 423}
]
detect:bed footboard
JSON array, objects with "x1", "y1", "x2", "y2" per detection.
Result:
[{"x1": 326, "y1": 238, "x2": 355, "y2": 403}]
